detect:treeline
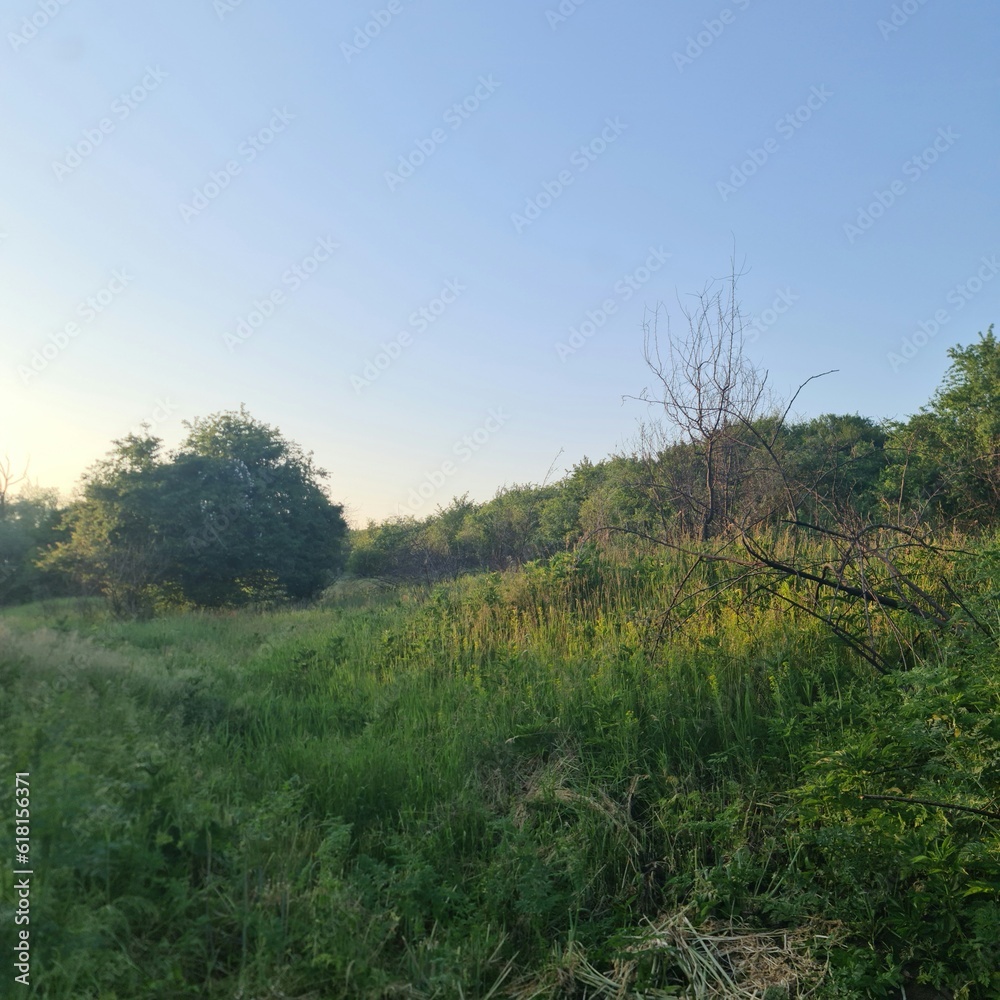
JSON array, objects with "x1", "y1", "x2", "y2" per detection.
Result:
[
  {"x1": 0, "y1": 413, "x2": 889, "y2": 603},
  {"x1": 3, "y1": 328, "x2": 999, "y2": 610},
  {"x1": 347, "y1": 413, "x2": 888, "y2": 580},
  {"x1": 349, "y1": 328, "x2": 1000, "y2": 580}
]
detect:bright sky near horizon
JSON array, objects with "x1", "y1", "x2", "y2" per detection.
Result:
[{"x1": 2, "y1": 0, "x2": 997, "y2": 525}]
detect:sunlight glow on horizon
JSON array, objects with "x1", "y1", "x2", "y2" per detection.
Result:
[{"x1": 2, "y1": 1, "x2": 997, "y2": 521}]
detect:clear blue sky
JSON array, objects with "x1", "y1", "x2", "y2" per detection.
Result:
[{"x1": 2, "y1": 0, "x2": 997, "y2": 524}]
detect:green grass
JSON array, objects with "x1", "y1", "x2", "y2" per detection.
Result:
[{"x1": 1, "y1": 562, "x2": 999, "y2": 998}]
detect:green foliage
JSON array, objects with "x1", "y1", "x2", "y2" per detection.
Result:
[
  {"x1": 39, "y1": 408, "x2": 347, "y2": 613},
  {"x1": 0, "y1": 487, "x2": 69, "y2": 604},
  {"x1": 6, "y1": 329, "x2": 1000, "y2": 996},
  {"x1": 169, "y1": 409, "x2": 346, "y2": 604},
  {"x1": 344, "y1": 456, "x2": 665, "y2": 584},
  {"x1": 347, "y1": 514, "x2": 432, "y2": 579},
  {"x1": 37, "y1": 432, "x2": 172, "y2": 616},
  {"x1": 882, "y1": 326, "x2": 1000, "y2": 522},
  {"x1": 5, "y1": 530, "x2": 1000, "y2": 997},
  {"x1": 793, "y1": 659, "x2": 1000, "y2": 993},
  {"x1": 783, "y1": 413, "x2": 889, "y2": 515}
]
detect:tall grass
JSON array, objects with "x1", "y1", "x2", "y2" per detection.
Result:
[{"x1": 1, "y1": 544, "x2": 998, "y2": 998}]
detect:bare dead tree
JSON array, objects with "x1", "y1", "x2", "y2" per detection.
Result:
[
  {"x1": 634, "y1": 258, "x2": 775, "y2": 539},
  {"x1": 0, "y1": 456, "x2": 28, "y2": 519},
  {"x1": 613, "y1": 259, "x2": 990, "y2": 671}
]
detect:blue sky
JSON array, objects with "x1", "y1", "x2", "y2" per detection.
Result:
[{"x1": 2, "y1": 0, "x2": 997, "y2": 524}]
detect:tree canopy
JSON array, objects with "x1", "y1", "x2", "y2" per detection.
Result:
[
  {"x1": 882, "y1": 325, "x2": 1000, "y2": 522},
  {"x1": 41, "y1": 407, "x2": 347, "y2": 613}
]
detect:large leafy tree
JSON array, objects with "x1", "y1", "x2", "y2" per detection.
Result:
[
  {"x1": 44, "y1": 408, "x2": 347, "y2": 612},
  {"x1": 168, "y1": 408, "x2": 347, "y2": 604}
]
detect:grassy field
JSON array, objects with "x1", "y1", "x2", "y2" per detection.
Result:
[{"x1": 2, "y1": 553, "x2": 999, "y2": 998}]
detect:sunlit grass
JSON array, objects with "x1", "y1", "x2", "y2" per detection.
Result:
[{"x1": 2, "y1": 547, "x2": 998, "y2": 998}]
